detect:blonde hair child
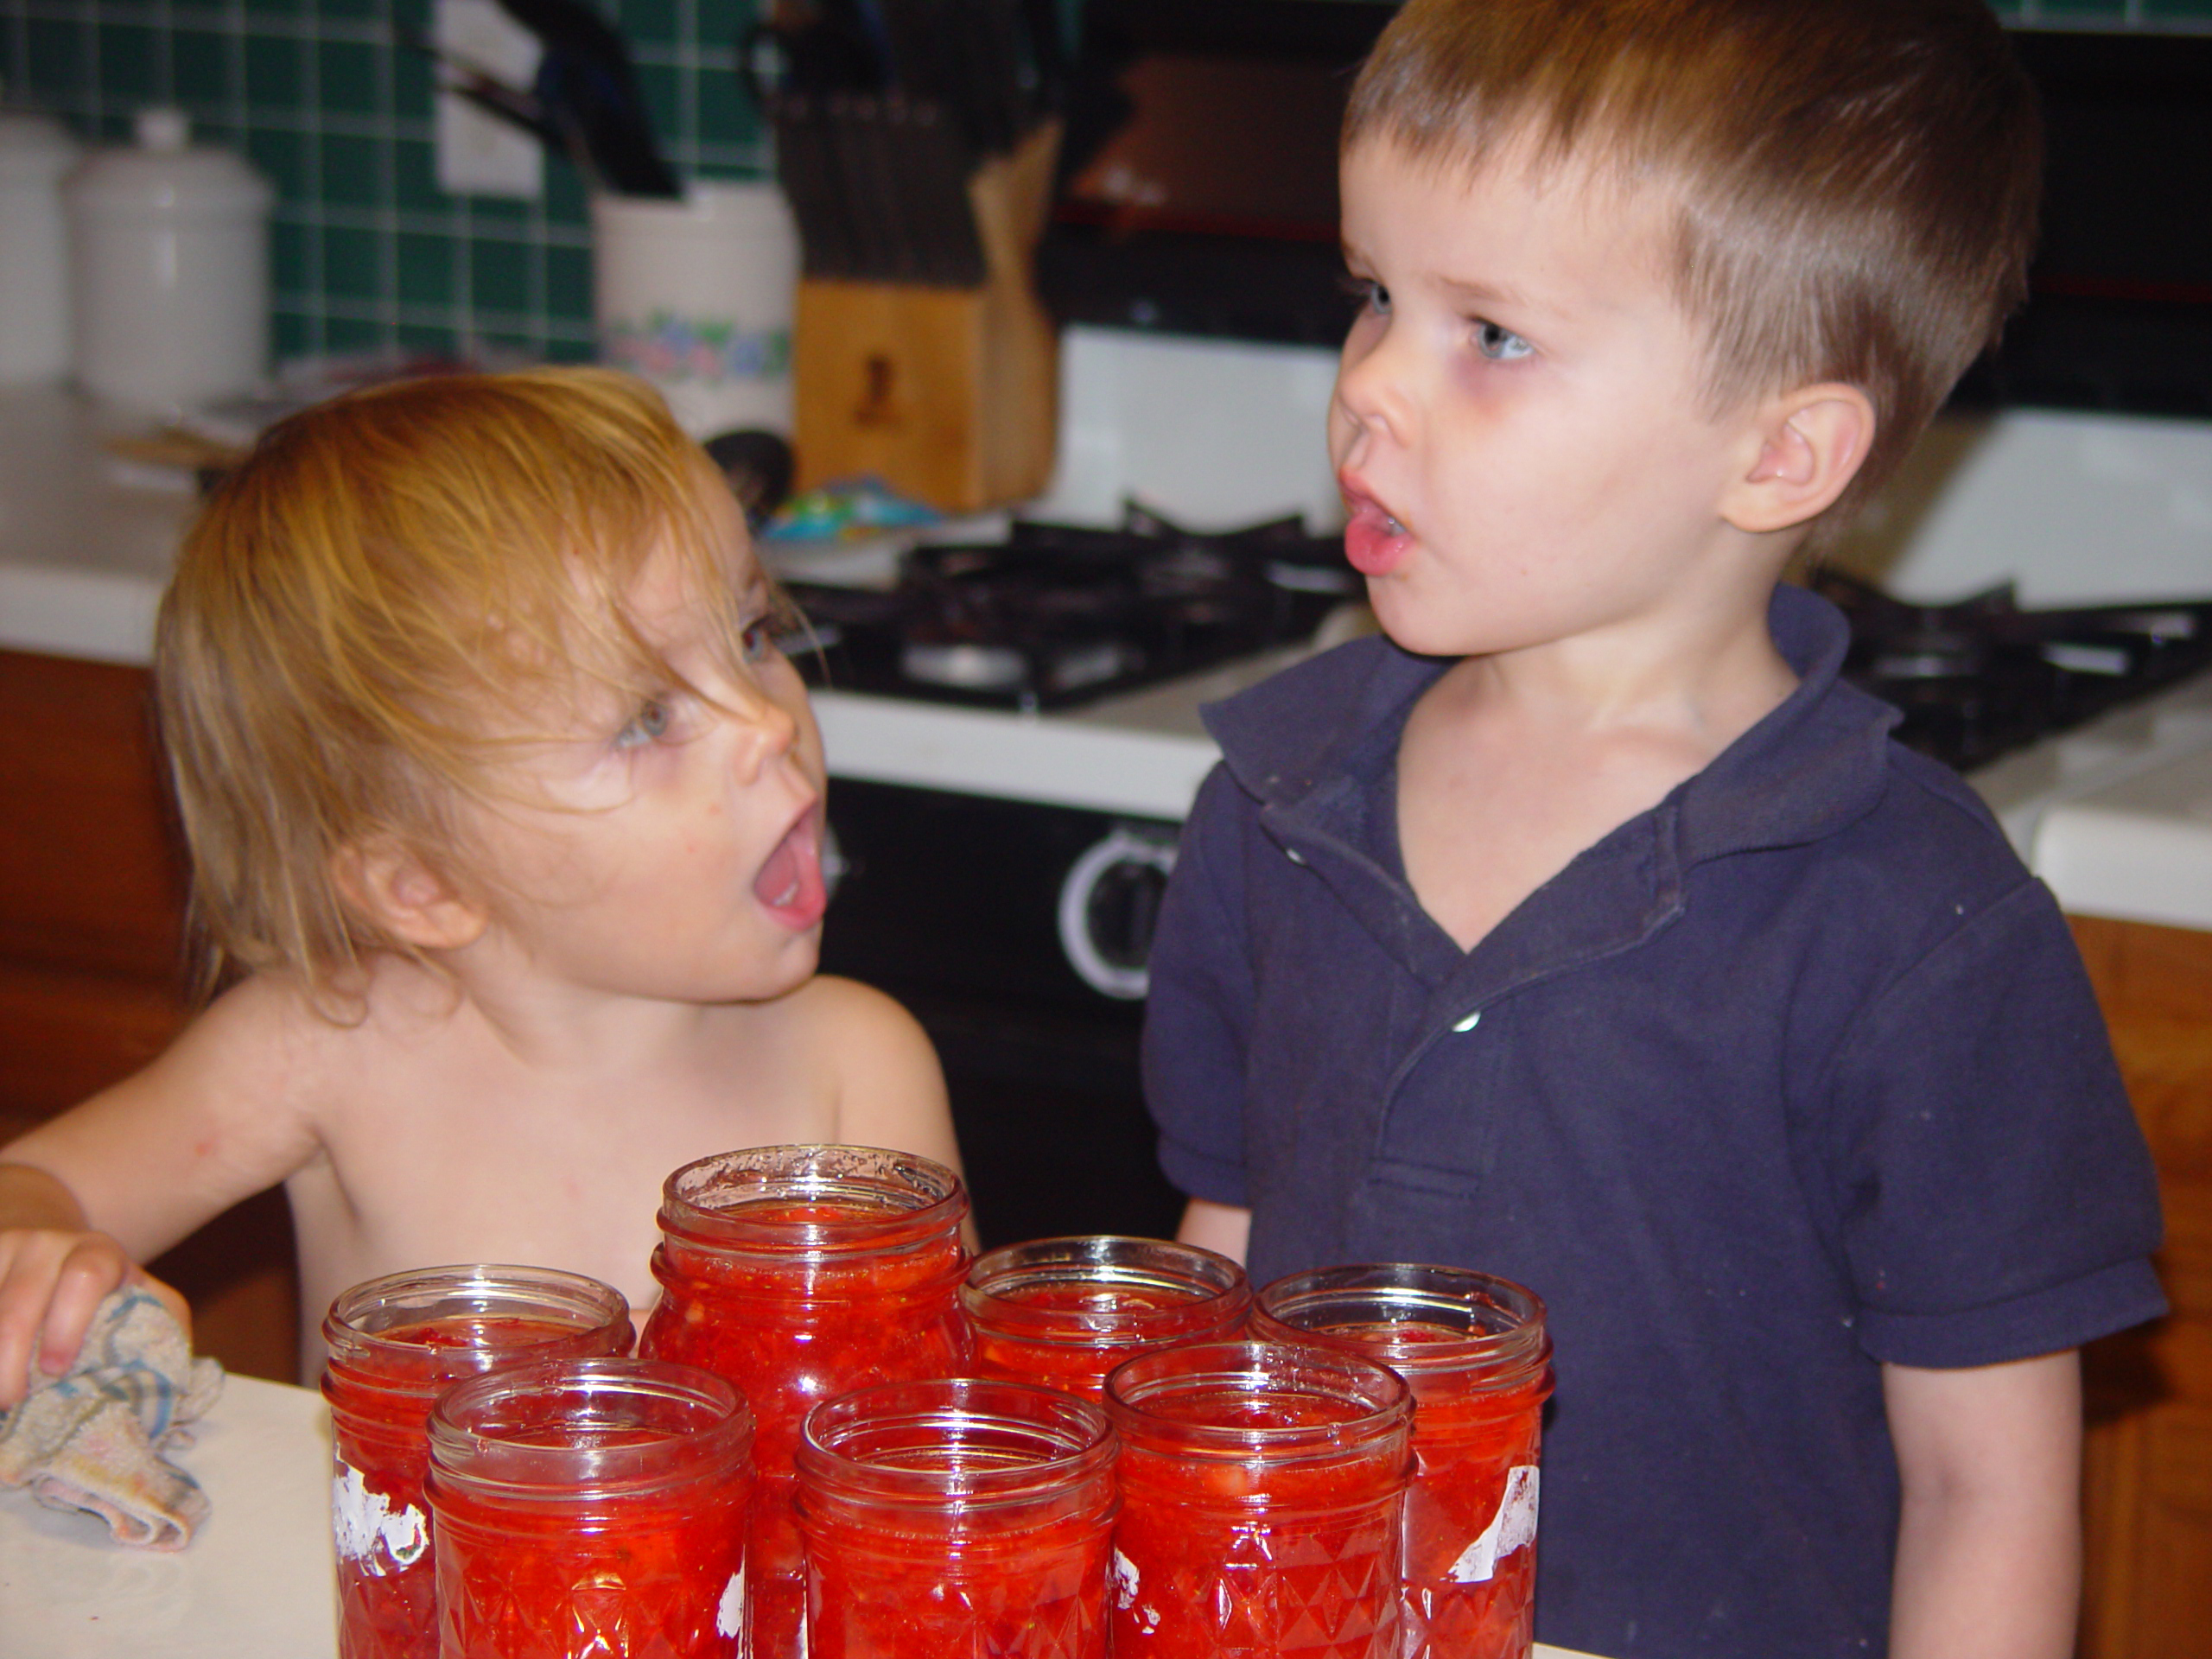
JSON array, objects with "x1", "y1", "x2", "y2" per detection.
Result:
[{"x1": 0, "y1": 368, "x2": 959, "y2": 1395}]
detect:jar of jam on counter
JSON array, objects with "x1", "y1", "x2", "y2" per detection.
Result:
[
  {"x1": 795, "y1": 1377, "x2": 1119, "y2": 1659},
  {"x1": 320, "y1": 1264, "x2": 633, "y2": 1659},
  {"x1": 1254, "y1": 1265, "x2": 1553, "y2": 1659},
  {"x1": 962, "y1": 1236, "x2": 1251, "y2": 1401},
  {"x1": 635, "y1": 1145, "x2": 970, "y2": 1659},
  {"x1": 1103, "y1": 1339, "x2": 1414, "y2": 1659},
  {"x1": 426, "y1": 1357, "x2": 754, "y2": 1659}
]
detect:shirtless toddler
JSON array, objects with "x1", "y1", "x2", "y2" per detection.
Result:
[{"x1": 0, "y1": 368, "x2": 959, "y2": 1396}]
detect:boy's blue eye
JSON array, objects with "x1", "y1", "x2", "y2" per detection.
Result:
[
  {"x1": 1474, "y1": 320, "x2": 1532, "y2": 361},
  {"x1": 1339, "y1": 274, "x2": 1389, "y2": 317},
  {"x1": 615, "y1": 696, "x2": 673, "y2": 748}
]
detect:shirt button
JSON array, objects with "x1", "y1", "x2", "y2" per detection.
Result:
[
  {"x1": 1452, "y1": 1010, "x2": 1482, "y2": 1033},
  {"x1": 1285, "y1": 849, "x2": 1306, "y2": 865}
]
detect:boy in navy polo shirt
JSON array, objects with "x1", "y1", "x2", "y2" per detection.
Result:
[{"x1": 1140, "y1": 3, "x2": 2166, "y2": 1656}]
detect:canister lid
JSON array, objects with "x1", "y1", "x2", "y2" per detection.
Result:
[
  {"x1": 63, "y1": 105, "x2": 273, "y2": 219},
  {"x1": 0, "y1": 109, "x2": 79, "y2": 184}
]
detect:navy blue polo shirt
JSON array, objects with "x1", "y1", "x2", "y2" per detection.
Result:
[{"x1": 1141, "y1": 582, "x2": 2164, "y2": 1659}]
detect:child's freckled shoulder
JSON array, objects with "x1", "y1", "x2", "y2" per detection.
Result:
[
  {"x1": 779, "y1": 976, "x2": 953, "y2": 1153},
  {"x1": 784, "y1": 975, "x2": 937, "y2": 1071},
  {"x1": 188, "y1": 960, "x2": 456, "y2": 1128}
]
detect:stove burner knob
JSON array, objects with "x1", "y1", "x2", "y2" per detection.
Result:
[{"x1": 1058, "y1": 826, "x2": 1179, "y2": 1001}]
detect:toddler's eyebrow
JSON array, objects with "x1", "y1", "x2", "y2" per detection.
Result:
[{"x1": 1435, "y1": 273, "x2": 1535, "y2": 313}]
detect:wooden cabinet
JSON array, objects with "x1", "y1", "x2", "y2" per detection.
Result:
[
  {"x1": 0, "y1": 646, "x2": 298, "y2": 1385},
  {"x1": 2075, "y1": 914, "x2": 2212, "y2": 1659}
]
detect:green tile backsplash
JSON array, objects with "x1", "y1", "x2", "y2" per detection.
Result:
[
  {"x1": 1, "y1": 0, "x2": 770, "y2": 362},
  {"x1": 3, "y1": 2, "x2": 2208, "y2": 368}
]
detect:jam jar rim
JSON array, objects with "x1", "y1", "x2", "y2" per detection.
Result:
[
  {"x1": 320, "y1": 1262, "x2": 633, "y2": 1402},
  {"x1": 1103, "y1": 1338, "x2": 1413, "y2": 1460},
  {"x1": 796, "y1": 1376, "x2": 1117, "y2": 1511},
  {"x1": 961, "y1": 1234, "x2": 1251, "y2": 1345},
  {"x1": 655, "y1": 1143, "x2": 969, "y2": 1256},
  {"x1": 1252, "y1": 1263, "x2": 1551, "y2": 1384},
  {"x1": 427, "y1": 1357, "x2": 753, "y2": 1503}
]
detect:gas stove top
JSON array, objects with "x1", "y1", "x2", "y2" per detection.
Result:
[
  {"x1": 782, "y1": 500, "x2": 2212, "y2": 779},
  {"x1": 782, "y1": 504, "x2": 1361, "y2": 711},
  {"x1": 1815, "y1": 571, "x2": 2212, "y2": 773}
]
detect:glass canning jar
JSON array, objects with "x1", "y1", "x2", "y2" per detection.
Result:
[
  {"x1": 1253, "y1": 1265, "x2": 1554, "y2": 1659},
  {"x1": 425, "y1": 1357, "x2": 754, "y2": 1659},
  {"x1": 635, "y1": 1145, "x2": 970, "y2": 1659},
  {"x1": 962, "y1": 1236, "x2": 1251, "y2": 1401},
  {"x1": 1103, "y1": 1338, "x2": 1414, "y2": 1659},
  {"x1": 319, "y1": 1264, "x2": 632, "y2": 1659},
  {"x1": 794, "y1": 1377, "x2": 1119, "y2": 1659}
]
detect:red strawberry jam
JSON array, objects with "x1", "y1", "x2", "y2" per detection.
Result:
[
  {"x1": 320, "y1": 1267, "x2": 632, "y2": 1659},
  {"x1": 1255, "y1": 1266, "x2": 1553, "y2": 1659},
  {"x1": 636, "y1": 1146, "x2": 969, "y2": 1659},
  {"x1": 1103, "y1": 1340, "x2": 1414, "y2": 1659},
  {"x1": 963, "y1": 1236, "x2": 1251, "y2": 1401},
  {"x1": 795, "y1": 1378, "x2": 1118, "y2": 1659},
  {"x1": 426, "y1": 1357, "x2": 753, "y2": 1659}
]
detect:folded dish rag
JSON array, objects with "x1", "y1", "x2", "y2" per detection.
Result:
[{"x1": 0, "y1": 1286, "x2": 224, "y2": 1549}]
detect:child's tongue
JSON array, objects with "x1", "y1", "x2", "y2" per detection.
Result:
[{"x1": 753, "y1": 812, "x2": 826, "y2": 926}]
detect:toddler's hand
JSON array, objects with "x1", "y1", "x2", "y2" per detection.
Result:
[{"x1": 0, "y1": 1228, "x2": 189, "y2": 1408}]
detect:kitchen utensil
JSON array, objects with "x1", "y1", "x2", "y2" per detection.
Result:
[
  {"x1": 494, "y1": 0, "x2": 679, "y2": 196},
  {"x1": 791, "y1": 118, "x2": 1059, "y2": 511},
  {"x1": 0, "y1": 109, "x2": 79, "y2": 386},
  {"x1": 62, "y1": 107, "x2": 272, "y2": 413},
  {"x1": 592, "y1": 179, "x2": 800, "y2": 437}
]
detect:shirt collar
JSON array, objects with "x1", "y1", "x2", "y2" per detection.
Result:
[{"x1": 1204, "y1": 582, "x2": 1899, "y2": 867}]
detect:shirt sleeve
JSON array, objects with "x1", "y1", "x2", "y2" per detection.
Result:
[
  {"x1": 1821, "y1": 877, "x2": 2167, "y2": 1368},
  {"x1": 1141, "y1": 762, "x2": 1258, "y2": 1206}
]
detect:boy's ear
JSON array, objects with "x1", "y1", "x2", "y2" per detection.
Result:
[
  {"x1": 330, "y1": 836, "x2": 489, "y2": 953},
  {"x1": 1721, "y1": 384, "x2": 1876, "y2": 536}
]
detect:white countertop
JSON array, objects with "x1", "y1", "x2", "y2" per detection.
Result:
[
  {"x1": 0, "y1": 1374, "x2": 338, "y2": 1659},
  {"x1": 7, "y1": 384, "x2": 2212, "y2": 927},
  {"x1": 0, "y1": 1372, "x2": 1600, "y2": 1659}
]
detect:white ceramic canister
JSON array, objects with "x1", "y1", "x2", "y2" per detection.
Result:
[
  {"x1": 592, "y1": 180, "x2": 798, "y2": 437},
  {"x1": 0, "y1": 110, "x2": 80, "y2": 385},
  {"x1": 64, "y1": 106, "x2": 273, "y2": 412}
]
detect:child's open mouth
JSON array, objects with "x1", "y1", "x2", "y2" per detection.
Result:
[
  {"x1": 1339, "y1": 480, "x2": 1412, "y2": 576},
  {"x1": 753, "y1": 805, "x2": 828, "y2": 930}
]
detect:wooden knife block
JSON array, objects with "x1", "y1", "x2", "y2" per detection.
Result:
[{"x1": 792, "y1": 123, "x2": 1059, "y2": 513}]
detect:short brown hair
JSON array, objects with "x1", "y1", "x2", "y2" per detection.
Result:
[
  {"x1": 156, "y1": 367, "x2": 759, "y2": 1002},
  {"x1": 1345, "y1": 0, "x2": 2040, "y2": 522}
]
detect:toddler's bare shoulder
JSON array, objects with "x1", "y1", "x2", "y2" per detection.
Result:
[
  {"x1": 779, "y1": 975, "x2": 935, "y2": 1061},
  {"x1": 776, "y1": 977, "x2": 951, "y2": 1146},
  {"x1": 178, "y1": 963, "x2": 448, "y2": 1119}
]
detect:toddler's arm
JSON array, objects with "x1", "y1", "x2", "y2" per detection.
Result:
[
  {"x1": 0, "y1": 1161, "x2": 193, "y2": 1408},
  {"x1": 1884, "y1": 1350, "x2": 2082, "y2": 1659},
  {"x1": 813, "y1": 977, "x2": 974, "y2": 1243},
  {"x1": 0, "y1": 977, "x2": 322, "y2": 1405}
]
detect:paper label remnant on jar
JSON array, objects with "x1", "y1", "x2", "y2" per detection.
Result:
[
  {"x1": 1112, "y1": 1548, "x2": 1140, "y2": 1609},
  {"x1": 331, "y1": 1462, "x2": 429, "y2": 1571},
  {"x1": 717, "y1": 1568, "x2": 747, "y2": 1638},
  {"x1": 1448, "y1": 1465, "x2": 1540, "y2": 1584}
]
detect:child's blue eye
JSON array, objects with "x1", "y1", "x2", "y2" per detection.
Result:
[
  {"x1": 1474, "y1": 321, "x2": 1532, "y2": 360},
  {"x1": 741, "y1": 618, "x2": 781, "y2": 664},
  {"x1": 615, "y1": 696, "x2": 673, "y2": 748},
  {"x1": 1338, "y1": 274, "x2": 1389, "y2": 317}
]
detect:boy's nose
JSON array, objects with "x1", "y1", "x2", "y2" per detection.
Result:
[{"x1": 1332, "y1": 339, "x2": 1408, "y2": 452}]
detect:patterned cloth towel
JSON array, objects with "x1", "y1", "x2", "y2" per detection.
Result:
[{"x1": 0, "y1": 1286, "x2": 224, "y2": 1550}]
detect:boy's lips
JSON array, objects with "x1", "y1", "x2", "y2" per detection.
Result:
[
  {"x1": 1339, "y1": 475, "x2": 1412, "y2": 576},
  {"x1": 753, "y1": 804, "x2": 828, "y2": 931}
]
